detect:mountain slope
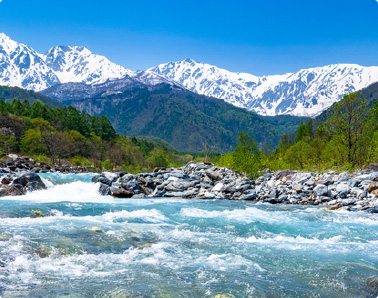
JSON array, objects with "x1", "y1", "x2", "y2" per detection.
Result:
[
  {"x1": 0, "y1": 33, "x2": 60, "y2": 91},
  {"x1": 314, "y1": 81, "x2": 378, "y2": 125},
  {"x1": 0, "y1": 33, "x2": 133, "y2": 91},
  {"x1": 0, "y1": 85, "x2": 64, "y2": 108},
  {"x1": 64, "y1": 84, "x2": 298, "y2": 152},
  {"x1": 43, "y1": 46, "x2": 133, "y2": 85},
  {"x1": 149, "y1": 59, "x2": 378, "y2": 117},
  {"x1": 40, "y1": 71, "x2": 184, "y2": 101}
]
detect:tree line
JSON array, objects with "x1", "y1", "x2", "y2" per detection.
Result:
[
  {"x1": 217, "y1": 92, "x2": 378, "y2": 177},
  {"x1": 0, "y1": 99, "x2": 192, "y2": 171}
]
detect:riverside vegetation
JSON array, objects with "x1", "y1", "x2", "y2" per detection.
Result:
[
  {"x1": 0, "y1": 90, "x2": 377, "y2": 181},
  {"x1": 0, "y1": 98, "x2": 193, "y2": 173}
]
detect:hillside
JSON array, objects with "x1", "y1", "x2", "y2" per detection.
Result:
[
  {"x1": 0, "y1": 85, "x2": 64, "y2": 108},
  {"x1": 65, "y1": 84, "x2": 299, "y2": 152},
  {"x1": 314, "y1": 81, "x2": 378, "y2": 125}
]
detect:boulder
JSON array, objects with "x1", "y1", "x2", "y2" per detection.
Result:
[
  {"x1": 212, "y1": 183, "x2": 225, "y2": 192},
  {"x1": 367, "y1": 182, "x2": 378, "y2": 193},
  {"x1": 276, "y1": 170, "x2": 296, "y2": 180},
  {"x1": 313, "y1": 185, "x2": 328, "y2": 197},
  {"x1": 92, "y1": 175, "x2": 112, "y2": 186},
  {"x1": 13, "y1": 173, "x2": 46, "y2": 190},
  {"x1": 205, "y1": 169, "x2": 223, "y2": 181},
  {"x1": 0, "y1": 185, "x2": 23, "y2": 197},
  {"x1": 99, "y1": 183, "x2": 111, "y2": 196},
  {"x1": 336, "y1": 183, "x2": 350, "y2": 193},
  {"x1": 110, "y1": 187, "x2": 134, "y2": 198},
  {"x1": 1, "y1": 177, "x2": 11, "y2": 185}
]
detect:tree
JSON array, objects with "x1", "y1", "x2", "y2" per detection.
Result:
[
  {"x1": 232, "y1": 131, "x2": 263, "y2": 178},
  {"x1": 326, "y1": 92, "x2": 370, "y2": 167}
]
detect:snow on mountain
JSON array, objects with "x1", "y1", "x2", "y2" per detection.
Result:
[
  {"x1": 0, "y1": 33, "x2": 133, "y2": 91},
  {"x1": 0, "y1": 33, "x2": 60, "y2": 91},
  {"x1": 150, "y1": 59, "x2": 378, "y2": 116},
  {"x1": 43, "y1": 46, "x2": 133, "y2": 85}
]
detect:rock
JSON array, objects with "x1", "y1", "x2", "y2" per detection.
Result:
[
  {"x1": 122, "y1": 181, "x2": 140, "y2": 191},
  {"x1": 336, "y1": 183, "x2": 350, "y2": 193},
  {"x1": 99, "y1": 183, "x2": 111, "y2": 196},
  {"x1": 164, "y1": 191, "x2": 186, "y2": 197},
  {"x1": 212, "y1": 183, "x2": 225, "y2": 192},
  {"x1": 205, "y1": 169, "x2": 222, "y2": 181},
  {"x1": 244, "y1": 193, "x2": 258, "y2": 200},
  {"x1": 328, "y1": 203, "x2": 342, "y2": 210},
  {"x1": 13, "y1": 173, "x2": 46, "y2": 190},
  {"x1": 1, "y1": 177, "x2": 11, "y2": 185},
  {"x1": 0, "y1": 185, "x2": 23, "y2": 197},
  {"x1": 204, "y1": 191, "x2": 216, "y2": 199},
  {"x1": 31, "y1": 210, "x2": 44, "y2": 218},
  {"x1": 367, "y1": 182, "x2": 378, "y2": 193},
  {"x1": 366, "y1": 208, "x2": 378, "y2": 214},
  {"x1": 314, "y1": 185, "x2": 328, "y2": 197},
  {"x1": 276, "y1": 170, "x2": 296, "y2": 180},
  {"x1": 102, "y1": 172, "x2": 119, "y2": 183},
  {"x1": 92, "y1": 175, "x2": 112, "y2": 186},
  {"x1": 282, "y1": 177, "x2": 287, "y2": 183},
  {"x1": 25, "y1": 181, "x2": 46, "y2": 192},
  {"x1": 110, "y1": 187, "x2": 134, "y2": 198},
  {"x1": 6, "y1": 154, "x2": 19, "y2": 161},
  {"x1": 89, "y1": 227, "x2": 103, "y2": 232}
]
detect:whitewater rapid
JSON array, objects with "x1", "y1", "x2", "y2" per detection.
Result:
[{"x1": 0, "y1": 172, "x2": 377, "y2": 297}]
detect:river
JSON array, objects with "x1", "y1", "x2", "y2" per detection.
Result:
[{"x1": 0, "y1": 173, "x2": 377, "y2": 297}]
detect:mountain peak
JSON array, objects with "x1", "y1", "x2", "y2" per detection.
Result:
[
  {"x1": 0, "y1": 33, "x2": 134, "y2": 90},
  {"x1": 151, "y1": 61, "x2": 378, "y2": 116}
]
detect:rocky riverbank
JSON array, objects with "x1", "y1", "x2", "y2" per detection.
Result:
[
  {"x1": 95, "y1": 161, "x2": 378, "y2": 213},
  {"x1": 1, "y1": 155, "x2": 377, "y2": 212},
  {"x1": 0, "y1": 154, "x2": 89, "y2": 196}
]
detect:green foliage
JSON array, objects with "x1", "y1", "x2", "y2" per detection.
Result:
[
  {"x1": 218, "y1": 131, "x2": 263, "y2": 178},
  {"x1": 218, "y1": 91, "x2": 378, "y2": 173},
  {"x1": 0, "y1": 85, "x2": 64, "y2": 108},
  {"x1": 326, "y1": 92, "x2": 370, "y2": 166},
  {"x1": 0, "y1": 98, "x2": 190, "y2": 172},
  {"x1": 65, "y1": 85, "x2": 300, "y2": 153}
]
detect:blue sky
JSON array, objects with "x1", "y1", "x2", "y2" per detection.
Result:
[{"x1": 1, "y1": 0, "x2": 378, "y2": 75}]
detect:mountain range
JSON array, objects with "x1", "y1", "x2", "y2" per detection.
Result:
[{"x1": 1, "y1": 33, "x2": 378, "y2": 117}]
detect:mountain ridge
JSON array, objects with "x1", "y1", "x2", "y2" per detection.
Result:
[
  {"x1": 1, "y1": 33, "x2": 378, "y2": 117},
  {"x1": 0, "y1": 33, "x2": 133, "y2": 91},
  {"x1": 150, "y1": 59, "x2": 378, "y2": 117}
]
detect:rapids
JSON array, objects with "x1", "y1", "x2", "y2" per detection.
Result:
[{"x1": 0, "y1": 172, "x2": 377, "y2": 297}]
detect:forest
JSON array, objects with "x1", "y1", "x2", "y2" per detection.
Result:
[
  {"x1": 0, "y1": 99, "x2": 192, "y2": 172},
  {"x1": 217, "y1": 92, "x2": 378, "y2": 177}
]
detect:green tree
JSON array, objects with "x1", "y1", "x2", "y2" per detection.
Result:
[
  {"x1": 232, "y1": 131, "x2": 263, "y2": 178},
  {"x1": 326, "y1": 92, "x2": 370, "y2": 167}
]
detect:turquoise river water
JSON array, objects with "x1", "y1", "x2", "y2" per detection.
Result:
[{"x1": 0, "y1": 173, "x2": 377, "y2": 297}]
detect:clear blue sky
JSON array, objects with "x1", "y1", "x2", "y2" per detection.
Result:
[{"x1": 1, "y1": 0, "x2": 378, "y2": 75}]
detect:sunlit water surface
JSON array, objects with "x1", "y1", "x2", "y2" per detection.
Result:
[{"x1": 0, "y1": 173, "x2": 377, "y2": 297}]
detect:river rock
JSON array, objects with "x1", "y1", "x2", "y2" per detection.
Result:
[
  {"x1": 205, "y1": 169, "x2": 223, "y2": 181},
  {"x1": 336, "y1": 183, "x2": 350, "y2": 193},
  {"x1": 99, "y1": 183, "x2": 111, "y2": 195},
  {"x1": 110, "y1": 187, "x2": 134, "y2": 198},
  {"x1": 1, "y1": 177, "x2": 11, "y2": 185},
  {"x1": 0, "y1": 185, "x2": 23, "y2": 197},
  {"x1": 367, "y1": 182, "x2": 378, "y2": 193},
  {"x1": 314, "y1": 185, "x2": 328, "y2": 197},
  {"x1": 13, "y1": 173, "x2": 46, "y2": 190},
  {"x1": 92, "y1": 175, "x2": 112, "y2": 186}
]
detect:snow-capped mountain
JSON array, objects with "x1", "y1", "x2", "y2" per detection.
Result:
[
  {"x1": 44, "y1": 46, "x2": 133, "y2": 85},
  {"x1": 0, "y1": 33, "x2": 133, "y2": 91},
  {"x1": 0, "y1": 33, "x2": 60, "y2": 91},
  {"x1": 150, "y1": 59, "x2": 378, "y2": 116}
]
